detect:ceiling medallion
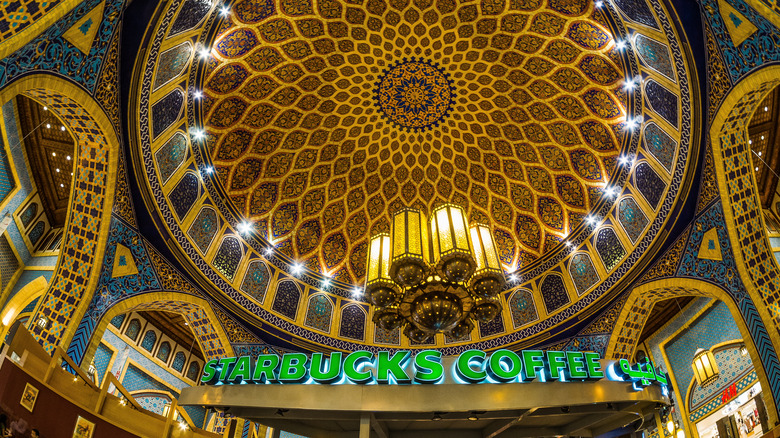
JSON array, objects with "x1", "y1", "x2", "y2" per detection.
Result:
[
  {"x1": 365, "y1": 204, "x2": 505, "y2": 342},
  {"x1": 374, "y1": 57, "x2": 455, "y2": 132}
]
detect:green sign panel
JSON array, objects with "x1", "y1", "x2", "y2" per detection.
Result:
[{"x1": 202, "y1": 349, "x2": 668, "y2": 392}]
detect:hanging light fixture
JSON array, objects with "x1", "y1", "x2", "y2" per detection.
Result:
[
  {"x1": 691, "y1": 348, "x2": 719, "y2": 387},
  {"x1": 366, "y1": 205, "x2": 506, "y2": 342}
]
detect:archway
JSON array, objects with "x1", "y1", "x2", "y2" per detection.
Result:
[
  {"x1": 0, "y1": 74, "x2": 120, "y2": 355},
  {"x1": 708, "y1": 65, "x2": 780, "y2": 380},
  {"x1": 78, "y1": 291, "x2": 234, "y2": 368},
  {"x1": 607, "y1": 278, "x2": 780, "y2": 429}
]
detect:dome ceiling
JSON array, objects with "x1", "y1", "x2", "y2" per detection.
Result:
[
  {"x1": 199, "y1": 0, "x2": 627, "y2": 285},
  {"x1": 133, "y1": 0, "x2": 693, "y2": 351}
]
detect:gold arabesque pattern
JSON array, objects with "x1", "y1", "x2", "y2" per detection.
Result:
[{"x1": 199, "y1": 0, "x2": 627, "y2": 284}]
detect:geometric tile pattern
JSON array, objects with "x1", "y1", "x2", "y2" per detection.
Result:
[
  {"x1": 26, "y1": 89, "x2": 110, "y2": 354},
  {"x1": 689, "y1": 369, "x2": 757, "y2": 422},
  {"x1": 66, "y1": 217, "x2": 160, "y2": 363},
  {"x1": 0, "y1": 0, "x2": 62, "y2": 43}
]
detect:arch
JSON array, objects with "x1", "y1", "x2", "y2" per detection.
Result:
[
  {"x1": 109, "y1": 314, "x2": 125, "y2": 330},
  {"x1": 187, "y1": 206, "x2": 219, "y2": 255},
  {"x1": 125, "y1": 319, "x2": 142, "y2": 342},
  {"x1": 272, "y1": 280, "x2": 301, "y2": 320},
  {"x1": 595, "y1": 227, "x2": 626, "y2": 271},
  {"x1": 156, "y1": 341, "x2": 172, "y2": 363},
  {"x1": 172, "y1": 351, "x2": 186, "y2": 373},
  {"x1": 304, "y1": 294, "x2": 333, "y2": 333},
  {"x1": 606, "y1": 278, "x2": 779, "y2": 425},
  {"x1": 0, "y1": 75, "x2": 121, "y2": 356},
  {"x1": 0, "y1": 275, "x2": 47, "y2": 340},
  {"x1": 239, "y1": 260, "x2": 270, "y2": 303},
  {"x1": 709, "y1": 65, "x2": 780, "y2": 417},
  {"x1": 28, "y1": 221, "x2": 45, "y2": 246},
  {"x1": 212, "y1": 235, "x2": 243, "y2": 281},
  {"x1": 539, "y1": 273, "x2": 570, "y2": 314},
  {"x1": 141, "y1": 330, "x2": 157, "y2": 352},
  {"x1": 186, "y1": 360, "x2": 201, "y2": 381},
  {"x1": 74, "y1": 291, "x2": 234, "y2": 370},
  {"x1": 339, "y1": 304, "x2": 366, "y2": 341},
  {"x1": 568, "y1": 252, "x2": 600, "y2": 295},
  {"x1": 508, "y1": 289, "x2": 538, "y2": 329},
  {"x1": 19, "y1": 203, "x2": 37, "y2": 228}
]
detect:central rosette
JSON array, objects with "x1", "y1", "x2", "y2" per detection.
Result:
[{"x1": 374, "y1": 58, "x2": 454, "y2": 131}]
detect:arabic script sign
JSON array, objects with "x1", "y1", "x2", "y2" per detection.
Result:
[{"x1": 201, "y1": 349, "x2": 669, "y2": 392}]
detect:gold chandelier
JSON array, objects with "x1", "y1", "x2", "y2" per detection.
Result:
[
  {"x1": 691, "y1": 348, "x2": 719, "y2": 387},
  {"x1": 364, "y1": 204, "x2": 506, "y2": 342}
]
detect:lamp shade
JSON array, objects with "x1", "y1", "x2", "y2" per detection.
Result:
[
  {"x1": 468, "y1": 223, "x2": 505, "y2": 297},
  {"x1": 389, "y1": 208, "x2": 430, "y2": 287},
  {"x1": 692, "y1": 348, "x2": 719, "y2": 387},
  {"x1": 365, "y1": 233, "x2": 400, "y2": 307},
  {"x1": 430, "y1": 204, "x2": 475, "y2": 282}
]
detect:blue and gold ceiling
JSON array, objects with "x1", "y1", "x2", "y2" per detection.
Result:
[{"x1": 131, "y1": 0, "x2": 696, "y2": 351}]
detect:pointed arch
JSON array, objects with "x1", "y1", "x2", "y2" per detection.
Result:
[
  {"x1": 606, "y1": 278, "x2": 779, "y2": 424},
  {"x1": 0, "y1": 75, "x2": 120, "y2": 355},
  {"x1": 76, "y1": 291, "x2": 234, "y2": 369}
]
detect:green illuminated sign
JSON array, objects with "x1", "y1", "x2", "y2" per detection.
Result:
[{"x1": 201, "y1": 349, "x2": 668, "y2": 391}]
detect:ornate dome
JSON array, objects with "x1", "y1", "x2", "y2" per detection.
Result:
[
  {"x1": 198, "y1": 0, "x2": 628, "y2": 285},
  {"x1": 133, "y1": 0, "x2": 692, "y2": 350}
]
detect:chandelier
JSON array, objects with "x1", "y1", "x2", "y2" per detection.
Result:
[
  {"x1": 691, "y1": 348, "x2": 719, "y2": 387},
  {"x1": 364, "y1": 204, "x2": 506, "y2": 343}
]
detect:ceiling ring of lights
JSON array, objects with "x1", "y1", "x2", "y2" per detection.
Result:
[{"x1": 131, "y1": 0, "x2": 696, "y2": 350}]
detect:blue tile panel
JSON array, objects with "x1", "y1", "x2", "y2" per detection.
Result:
[
  {"x1": 664, "y1": 301, "x2": 742, "y2": 404},
  {"x1": 93, "y1": 342, "x2": 114, "y2": 384}
]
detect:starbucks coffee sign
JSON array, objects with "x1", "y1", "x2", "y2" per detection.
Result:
[{"x1": 202, "y1": 349, "x2": 668, "y2": 391}]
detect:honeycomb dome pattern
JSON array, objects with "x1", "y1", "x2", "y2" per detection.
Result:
[{"x1": 199, "y1": 0, "x2": 628, "y2": 285}]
